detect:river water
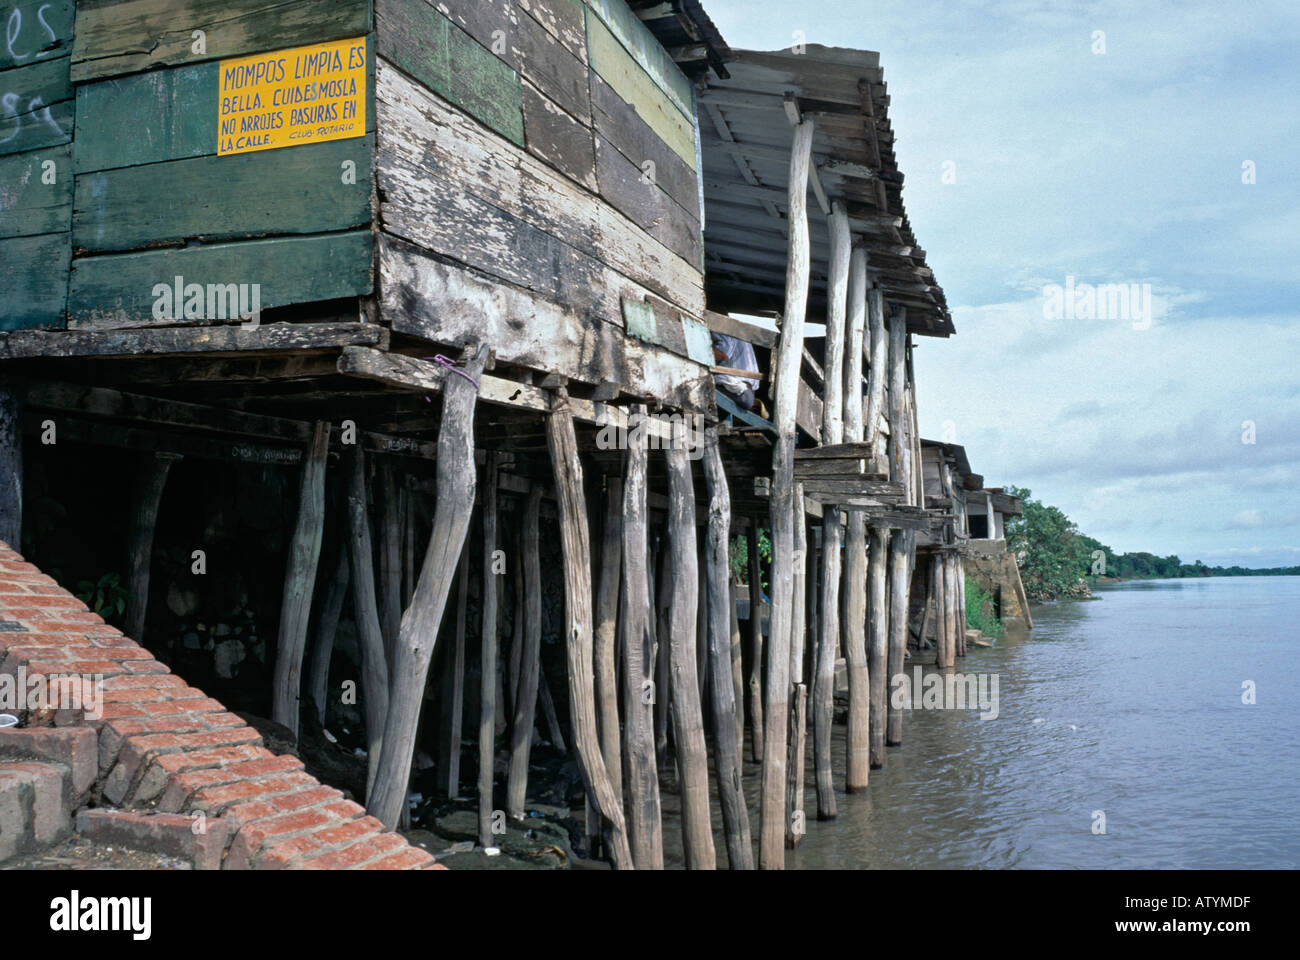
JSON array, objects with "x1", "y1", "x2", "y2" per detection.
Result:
[{"x1": 661, "y1": 576, "x2": 1300, "y2": 868}]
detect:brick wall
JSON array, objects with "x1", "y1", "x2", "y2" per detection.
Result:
[{"x1": 0, "y1": 540, "x2": 443, "y2": 870}]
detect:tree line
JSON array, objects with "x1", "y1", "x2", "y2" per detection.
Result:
[{"x1": 1002, "y1": 485, "x2": 1300, "y2": 601}]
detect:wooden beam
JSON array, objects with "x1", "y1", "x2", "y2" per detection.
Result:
[
  {"x1": 0, "y1": 322, "x2": 388, "y2": 361},
  {"x1": 24, "y1": 380, "x2": 313, "y2": 443}
]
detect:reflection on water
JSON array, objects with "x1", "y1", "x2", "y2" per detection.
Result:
[{"x1": 661, "y1": 576, "x2": 1300, "y2": 869}]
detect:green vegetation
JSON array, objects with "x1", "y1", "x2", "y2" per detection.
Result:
[
  {"x1": 730, "y1": 528, "x2": 772, "y2": 589},
  {"x1": 964, "y1": 576, "x2": 1003, "y2": 638},
  {"x1": 1003, "y1": 485, "x2": 1300, "y2": 601},
  {"x1": 74, "y1": 572, "x2": 129, "y2": 621}
]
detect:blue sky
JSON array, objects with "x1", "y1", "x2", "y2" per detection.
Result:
[{"x1": 705, "y1": 0, "x2": 1300, "y2": 567}]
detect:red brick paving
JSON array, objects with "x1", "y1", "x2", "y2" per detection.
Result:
[{"x1": 0, "y1": 541, "x2": 443, "y2": 870}]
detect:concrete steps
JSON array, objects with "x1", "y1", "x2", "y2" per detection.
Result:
[
  {"x1": 0, "y1": 725, "x2": 96, "y2": 863},
  {"x1": 0, "y1": 760, "x2": 73, "y2": 861}
]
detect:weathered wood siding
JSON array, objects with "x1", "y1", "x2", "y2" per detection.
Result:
[
  {"x1": 1, "y1": 0, "x2": 75, "y2": 329},
  {"x1": 373, "y1": 0, "x2": 709, "y2": 408}
]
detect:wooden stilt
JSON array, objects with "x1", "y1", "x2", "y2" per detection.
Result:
[
  {"x1": 813, "y1": 508, "x2": 841, "y2": 815},
  {"x1": 867, "y1": 526, "x2": 890, "y2": 769},
  {"x1": 377, "y1": 458, "x2": 402, "y2": 675},
  {"x1": 653, "y1": 533, "x2": 671, "y2": 767},
  {"x1": 0, "y1": 376, "x2": 22, "y2": 550},
  {"x1": 124, "y1": 452, "x2": 180, "y2": 643},
  {"x1": 886, "y1": 531, "x2": 912, "y2": 745},
  {"x1": 538, "y1": 669, "x2": 567, "y2": 753},
  {"x1": 508, "y1": 521, "x2": 525, "y2": 715},
  {"x1": 593, "y1": 473, "x2": 624, "y2": 807},
  {"x1": 956, "y1": 557, "x2": 967, "y2": 657},
  {"x1": 702, "y1": 429, "x2": 754, "y2": 869},
  {"x1": 787, "y1": 483, "x2": 809, "y2": 844},
  {"x1": 344, "y1": 444, "x2": 390, "y2": 797},
  {"x1": 621, "y1": 405, "x2": 664, "y2": 868},
  {"x1": 271, "y1": 421, "x2": 331, "y2": 740},
  {"x1": 368, "y1": 345, "x2": 487, "y2": 831},
  {"x1": 545, "y1": 389, "x2": 632, "y2": 868},
  {"x1": 842, "y1": 245, "x2": 871, "y2": 785},
  {"x1": 401, "y1": 486, "x2": 415, "y2": 609},
  {"x1": 865, "y1": 286, "x2": 888, "y2": 457},
  {"x1": 696, "y1": 533, "x2": 709, "y2": 707},
  {"x1": 443, "y1": 545, "x2": 470, "y2": 798},
  {"x1": 728, "y1": 580, "x2": 745, "y2": 763},
  {"x1": 761, "y1": 117, "x2": 816, "y2": 868},
  {"x1": 951, "y1": 554, "x2": 961, "y2": 666},
  {"x1": 308, "y1": 525, "x2": 350, "y2": 726},
  {"x1": 478, "y1": 453, "x2": 500, "y2": 848},
  {"x1": 506, "y1": 486, "x2": 543, "y2": 819},
  {"x1": 665, "y1": 438, "x2": 715, "y2": 869},
  {"x1": 816, "y1": 204, "x2": 850, "y2": 806},
  {"x1": 746, "y1": 523, "x2": 765, "y2": 763}
]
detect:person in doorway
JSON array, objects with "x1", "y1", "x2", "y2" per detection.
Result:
[{"x1": 711, "y1": 332, "x2": 761, "y2": 412}]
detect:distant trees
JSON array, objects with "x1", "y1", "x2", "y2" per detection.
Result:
[{"x1": 1002, "y1": 486, "x2": 1299, "y2": 600}]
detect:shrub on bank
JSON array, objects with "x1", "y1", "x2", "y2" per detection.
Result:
[{"x1": 965, "y1": 576, "x2": 1003, "y2": 638}]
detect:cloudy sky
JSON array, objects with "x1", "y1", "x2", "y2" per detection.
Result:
[{"x1": 706, "y1": 0, "x2": 1300, "y2": 567}]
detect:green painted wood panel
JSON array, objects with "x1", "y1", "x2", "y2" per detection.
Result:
[
  {"x1": 67, "y1": 230, "x2": 373, "y2": 327},
  {"x1": 75, "y1": 36, "x2": 375, "y2": 173},
  {"x1": 72, "y1": 135, "x2": 373, "y2": 253},
  {"x1": 0, "y1": 232, "x2": 69, "y2": 329},
  {"x1": 70, "y1": 0, "x2": 372, "y2": 82},
  {"x1": 74, "y1": 63, "x2": 219, "y2": 173},
  {"x1": 0, "y1": 53, "x2": 73, "y2": 156},
  {"x1": 375, "y1": 0, "x2": 523, "y2": 145},
  {"x1": 0, "y1": 0, "x2": 74, "y2": 70},
  {"x1": 0, "y1": 143, "x2": 71, "y2": 238}
]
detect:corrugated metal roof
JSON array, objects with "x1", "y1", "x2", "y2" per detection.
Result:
[{"x1": 697, "y1": 46, "x2": 953, "y2": 337}]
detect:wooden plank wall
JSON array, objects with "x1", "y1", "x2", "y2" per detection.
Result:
[
  {"x1": 1, "y1": 0, "x2": 75, "y2": 329},
  {"x1": 372, "y1": 0, "x2": 711, "y2": 408},
  {"x1": 2, "y1": 0, "x2": 378, "y2": 329},
  {"x1": 66, "y1": 0, "x2": 376, "y2": 328}
]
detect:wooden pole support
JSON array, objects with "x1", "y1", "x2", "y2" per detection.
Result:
[
  {"x1": 124, "y1": 452, "x2": 181, "y2": 643},
  {"x1": 761, "y1": 116, "x2": 816, "y2": 869},
  {"x1": 621, "y1": 405, "x2": 664, "y2": 868},
  {"x1": 368, "y1": 344, "x2": 488, "y2": 831},
  {"x1": 703, "y1": 429, "x2": 754, "y2": 869},
  {"x1": 506, "y1": 486, "x2": 543, "y2": 819},
  {"x1": 478, "y1": 453, "x2": 500, "y2": 847},
  {"x1": 344, "y1": 444, "x2": 390, "y2": 798},
  {"x1": 272, "y1": 421, "x2": 330, "y2": 740},
  {"x1": 665, "y1": 437, "x2": 716, "y2": 869},
  {"x1": 546, "y1": 387, "x2": 633, "y2": 869}
]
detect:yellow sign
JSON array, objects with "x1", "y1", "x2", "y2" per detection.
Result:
[{"x1": 218, "y1": 36, "x2": 367, "y2": 156}]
